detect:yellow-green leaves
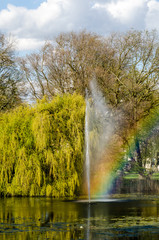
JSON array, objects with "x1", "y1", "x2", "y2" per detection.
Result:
[{"x1": 0, "y1": 94, "x2": 85, "y2": 197}]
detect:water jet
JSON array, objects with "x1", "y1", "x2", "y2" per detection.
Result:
[{"x1": 84, "y1": 81, "x2": 115, "y2": 200}]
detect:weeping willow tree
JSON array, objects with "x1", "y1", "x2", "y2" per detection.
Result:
[{"x1": 0, "y1": 94, "x2": 85, "y2": 197}]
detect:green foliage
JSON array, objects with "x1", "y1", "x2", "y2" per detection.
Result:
[
  {"x1": 123, "y1": 173, "x2": 140, "y2": 179},
  {"x1": 0, "y1": 94, "x2": 85, "y2": 197},
  {"x1": 151, "y1": 173, "x2": 159, "y2": 180}
]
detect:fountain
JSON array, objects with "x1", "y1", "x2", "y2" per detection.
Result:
[
  {"x1": 84, "y1": 80, "x2": 115, "y2": 201},
  {"x1": 85, "y1": 89, "x2": 91, "y2": 202},
  {"x1": 84, "y1": 80, "x2": 159, "y2": 202}
]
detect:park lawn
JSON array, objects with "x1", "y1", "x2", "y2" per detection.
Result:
[
  {"x1": 123, "y1": 172, "x2": 159, "y2": 180},
  {"x1": 151, "y1": 172, "x2": 159, "y2": 179},
  {"x1": 123, "y1": 172, "x2": 140, "y2": 179}
]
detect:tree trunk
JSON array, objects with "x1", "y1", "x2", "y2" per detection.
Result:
[{"x1": 135, "y1": 137, "x2": 142, "y2": 168}]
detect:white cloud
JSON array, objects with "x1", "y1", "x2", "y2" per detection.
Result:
[
  {"x1": 0, "y1": 0, "x2": 159, "y2": 52},
  {"x1": 0, "y1": 5, "x2": 28, "y2": 32},
  {"x1": 93, "y1": 0, "x2": 148, "y2": 23},
  {"x1": 30, "y1": 0, "x2": 67, "y2": 28},
  {"x1": 146, "y1": 0, "x2": 159, "y2": 29},
  {"x1": 0, "y1": 1, "x2": 70, "y2": 37},
  {"x1": 2, "y1": 1, "x2": 92, "y2": 38},
  {"x1": 16, "y1": 38, "x2": 45, "y2": 51}
]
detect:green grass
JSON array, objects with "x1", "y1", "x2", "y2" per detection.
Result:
[
  {"x1": 151, "y1": 172, "x2": 159, "y2": 179},
  {"x1": 123, "y1": 172, "x2": 159, "y2": 180},
  {"x1": 123, "y1": 172, "x2": 140, "y2": 179}
]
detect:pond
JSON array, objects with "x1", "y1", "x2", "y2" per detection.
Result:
[{"x1": 1, "y1": 195, "x2": 159, "y2": 239}]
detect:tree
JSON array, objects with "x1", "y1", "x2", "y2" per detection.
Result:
[
  {"x1": 101, "y1": 30, "x2": 159, "y2": 166},
  {"x1": 0, "y1": 94, "x2": 85, "y2": 197},
  {"x1": 0, "y1": 33, "x2": 21, "y2": 111},
  {"x1": 19, "y1": 29, "x2": 159, "y2": 167},
  {"x1": 19, "y1": 30, "x2": 115, "y2": 100}
]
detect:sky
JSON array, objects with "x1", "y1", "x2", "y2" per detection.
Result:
[{"x1": 0, "y1": 0, "x2": 159, "y2": 52}]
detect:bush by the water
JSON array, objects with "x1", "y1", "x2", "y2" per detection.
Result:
[{"x1": 0, "y1": 94, "x2": 85, "y2": 197}]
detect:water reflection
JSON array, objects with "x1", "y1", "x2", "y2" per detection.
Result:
[
  {"x1": 0, "y1": 197, "x2": 159, "y2": 239},
  {"x1": 86, "y1": 203, "x2": 91, "y2": 240}
]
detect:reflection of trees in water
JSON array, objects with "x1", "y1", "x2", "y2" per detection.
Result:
[
  {"x1": 0, "y1": 198, "x2": 85, "y2": 240},
  {"x1": 1, "y1": 198, "x2": 159, "y2": 240}
]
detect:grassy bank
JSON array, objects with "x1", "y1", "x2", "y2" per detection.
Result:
[{"x1": 124, "y1": 172, "x2": 159, "y2": 180}]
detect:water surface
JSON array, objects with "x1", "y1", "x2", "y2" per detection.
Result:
[{"x1": 1, "y1": 196, "x2": 159, "y2": 239}]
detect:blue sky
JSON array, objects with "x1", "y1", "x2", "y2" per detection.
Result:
[
  {"x1": 0, "y1": 0, "x2": 159, "y2": 52},
  {"x1": 0, "y1": 0, "x2": 44, "y2": 10}
]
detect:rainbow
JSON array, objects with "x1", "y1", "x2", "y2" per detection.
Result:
[{"x1": 89, "y1": 108, "x2": 159, "y2": 198}]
